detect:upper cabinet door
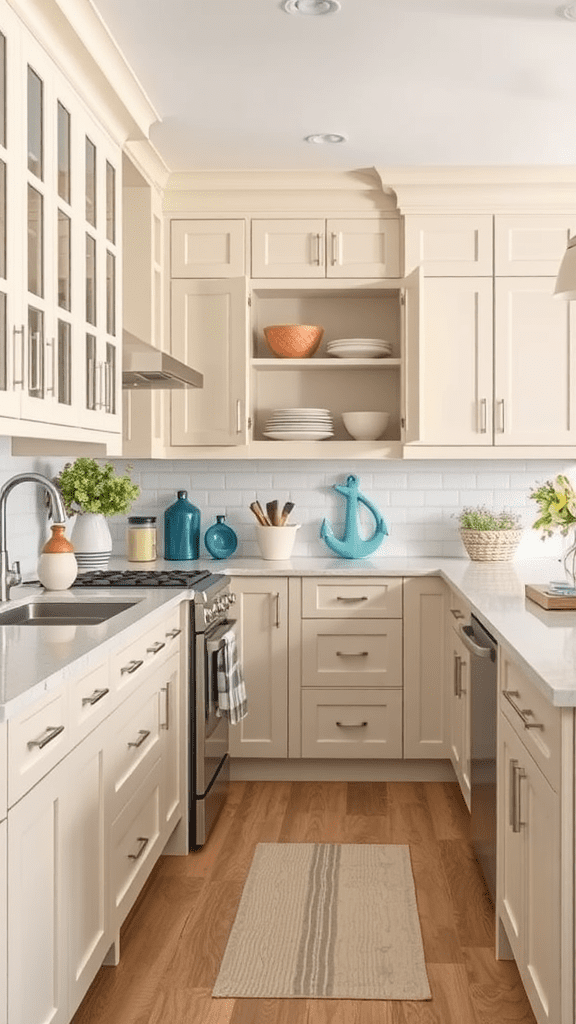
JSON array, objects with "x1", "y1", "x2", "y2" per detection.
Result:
[
  {"x1": 495, "y1": 215, "x2": 576, "y2": 276},
  {"x1": 494, "y1": 278, "x2": 576, "y2": 446},
  {"x1": 412, "y1": 276, "x2": 493, "y2": 446},
  {"x1": 326, "y1": 218, "x2": 400, "y2": 278},
  {"x1": 0, "y1": 4, "x2": 22, "y2": 420},
  {"x1": 171, "y1": 219, "x2": 245, "y2": 277},
  {"x1": 171, "y1": 277, "x2": 249, "y2": 446},
  {"x1": 251, "y1": 219, "x2": 325, "y2": 278},
  {"x1": 404, "y1": 215, "x2": 493, "y2": 276}
]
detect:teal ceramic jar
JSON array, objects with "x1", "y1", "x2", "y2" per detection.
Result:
[
  {"x1": 164, "y1": 490, "x2": 200, "y2": 560},
  {"x1": 204, "y1": 515, "x2": 238, "y2": 559}
]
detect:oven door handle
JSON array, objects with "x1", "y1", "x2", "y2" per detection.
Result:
[{"x1": 206, "y1": 619, "x2": 237, "y2": 656}]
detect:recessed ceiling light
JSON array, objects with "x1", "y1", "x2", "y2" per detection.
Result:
[
  {"x1": 282, "y1": 1, "x2": 341, "y2": 15},
  {"x1": 304, "y1": 133, "x2": 347, "y2": 144}
]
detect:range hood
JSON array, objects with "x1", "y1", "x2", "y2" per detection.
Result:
[{"x1": 122, "y1": 332, "x2": 204, "y2": 390}]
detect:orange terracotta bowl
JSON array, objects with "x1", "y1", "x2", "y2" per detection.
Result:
[{"x1": 263, "y1": 324, "x2": 324, "y2": 359}]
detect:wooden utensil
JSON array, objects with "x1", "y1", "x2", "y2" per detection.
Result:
[
  {"x1": 250, "y1": 501, "x2": 270, "y2": 526},
  {"x1": 279, "y1": 501, "x2": 295, "y2": 525},
  {"x1": 266, "y1": 500, "x2": 280, "y2": 526}
]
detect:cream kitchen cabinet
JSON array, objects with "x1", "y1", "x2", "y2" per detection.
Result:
[
  {"x1": 498, "y1": 713, "x2": 562, "y2": 1024},
  {"x1": 494, "y1": 214, "x2": 576, "y2": 276},
  {"x1": 251, "y1": 217, "x2": 400, "y2": 279},
  {"x1": 404, "y1": 214, "x2": 494, "y2": 276},
  {"x1": 300, "y1": 577, "x2": 403, "y2": 760},
  {"x1": 403, "y1": 577, "x2": 449, "y2": 759},
  {"x1": 123, "y1": 160, "x2": 164, "y2": 352},
  {"x1": 171, "y1": 218, "x2": 245, "y2": 278},
  {"x1": 0, "y1": 3, "x2": 121, "y2": 452},
  {"x1": 407, "y1": 275, "x2": 576, "y2": 448},
  {"x1": 229, "y1": 577, "x2": 288, "y2": 758},
  {"x1": 170, "y1": 277, "x2": 249, "y2": 447},
  {"x1": 445, "y1": 591, "x2": 472, "y2": 810}
]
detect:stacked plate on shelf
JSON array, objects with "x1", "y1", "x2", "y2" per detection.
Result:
[
  {"x1": 326, "y1": 337, "x2": 393, "y2": 359},
  {"x1": 263, "y1": 408, "x2": 334, "y2": 441}
]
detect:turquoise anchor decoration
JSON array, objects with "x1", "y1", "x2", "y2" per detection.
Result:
[{"x1": 320, "y1": 475, "x2": 388, "y2": 559}]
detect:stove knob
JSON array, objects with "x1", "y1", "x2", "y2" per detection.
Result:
[{"x1": 228, "y1": 592, "x2": 237, "y2": 605}]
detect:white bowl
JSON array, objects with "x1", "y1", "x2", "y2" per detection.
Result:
[{"x1": 342, "y1": 411, "x2": 390, "y2": 440}]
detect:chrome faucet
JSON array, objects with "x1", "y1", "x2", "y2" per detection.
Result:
[{"x1": 0, "y1": 472, "x2": 67, "y2": 602}]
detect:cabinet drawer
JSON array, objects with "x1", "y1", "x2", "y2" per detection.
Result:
[
  {"x1": 70, "y1": 662, "x2": 113, "y2": 742},
  {"x1": 499, "y1": 653, "x2": 561, "y2": 791},
  {"x1": 107, "y1": 675, "x2": 162, "y2": 819},
  {"x1": 110, "y1": 759, "x2": 162, "y2": 929},
  {"x1": 8, "y1": 687, "x2": 69, "y2": 805},
  {"x1": 111, "y1": 606, "x2": 182, "y2": 700},
  {"x1": 301, "y1": 619, "x2": 402, "y2": 688},
  {"x1": 301, "y1": 689, "x2": 403, "y2": 758},
  {"x1": 302, "y1": 578, "x2": 402, "y2": 619}
]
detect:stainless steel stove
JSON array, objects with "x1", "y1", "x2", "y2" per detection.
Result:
[{"x1": 72, "y1": 566, "x2": 234, "y2": 849}]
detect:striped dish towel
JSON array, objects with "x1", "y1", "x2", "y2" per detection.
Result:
[{"x1": 216, "y1": 629, "x2": 248, "y2": 725}]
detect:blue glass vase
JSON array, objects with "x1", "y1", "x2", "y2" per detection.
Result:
[
  {"x1": 204, "y1": 515, "x2": 238, "y2": 560},
  {"x1": 164, "y1": 490, "x2": 200, "y2": 560}
]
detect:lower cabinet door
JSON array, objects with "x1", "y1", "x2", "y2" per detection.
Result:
[
  {"x1": 229, "y1": 577, "x2": 288, "y2": 758},
  {"x1": 498, "y1": 714, "x2": 561, "y2": 1024},
  {"x1": 110, "y1": 758, "x2": 163, "y2": 933},
  {"x1": 403, "y1": 577, "x2": 448, "y2": 758},
  {"x1": 447, "y1": 629, "x2": 471, "y2": 810},
  {"x1": 301, "y1": 689, "x2": 403, "y2": 759},
  {"x1": 159, "y1": 652, "x2": 182, "y2": 839},
  {"x1": 8, "y1": 767, "x2": 67, "y2": 1024},
  {"x1": 62, "y1": 723, "x2": 109, "y2": 1017},
  {"x1": 0, "y1": 819, "x2": 6, "y2": 1024}
]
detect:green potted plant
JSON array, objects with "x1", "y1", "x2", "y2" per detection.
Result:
[
  {"x1": 455, "y1": 505, "x2": 523, "y2": 562},
  {"x1": 54, "y1": 459, "x2": 140, "y2": 570}
]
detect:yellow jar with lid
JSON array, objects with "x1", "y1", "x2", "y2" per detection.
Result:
[{"x1": 127, "y1": 516, "x2": 157, "y2": 562}]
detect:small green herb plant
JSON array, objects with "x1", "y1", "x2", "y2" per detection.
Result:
[
  {"x1": 456, "y1": 506, "x2": 522, "y2": 532},
  {"x1": 530, "y1": 474, "x2": 576, "y2": 538},
  {"x1": 54, "y1": 458, "x2": 140, "y2": 517}
]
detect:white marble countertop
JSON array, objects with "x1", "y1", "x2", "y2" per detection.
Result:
[{"x1": 1, "y1": 552, "x2": 575, "y2": 718}]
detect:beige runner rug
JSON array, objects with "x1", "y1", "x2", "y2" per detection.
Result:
[{"x1": 212, "y1": 843, "x2": 431, "y2": 1000}]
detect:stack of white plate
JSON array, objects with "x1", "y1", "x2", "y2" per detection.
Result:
[
  {"x1": 326, "y1": 337, "x2": 393, "y2": 359},
  {"x1": 263, "y1": 408, "x2": 334, "y2": 441}
]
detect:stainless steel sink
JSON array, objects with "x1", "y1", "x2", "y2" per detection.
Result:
[{"x1": 0, "y1": 601, "x2": 139, "y2": 626}]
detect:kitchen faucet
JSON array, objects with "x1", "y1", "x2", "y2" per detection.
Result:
[{"x1": 0, "y1": 472, "x2": 67, "y2": 602}]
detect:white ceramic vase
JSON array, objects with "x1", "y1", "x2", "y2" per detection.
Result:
[{"x1": 71, "y1": 513, "x2": 112, "y2": 571}]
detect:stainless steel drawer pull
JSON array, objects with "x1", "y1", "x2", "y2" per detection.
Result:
[
  {"x1": 453, "y1": 653, "x2": 461, "y2": 697},
  {"x1": 146, "y1": 641, "x2": 166, "y2": 655},
  {"x1": 502, "y1": 689, "x2": 544, "y2": 730},
  {"x1": 128, "y1": 836, "x2": 149, "y2": 861},
  {"x1": 336, "y1": 595, "x2": 368, "y2": 603},
  {"x1": 161, "y1": 683, "x2": 170, "y2": 730},
  {"x1": 127, "y1": 729, "x2": 150, "y2": 749},
  {"x1": 336, "y1": 721, "x2": 368, "y2": 728},
  {"x1": 82, "y1": 687, "x2": 110, "y2": 706},
  {"x1": 27, "y1": 724, "x2": 65, "y2": 750},
  {"x1": 510, "y1": 760, "x2": 526, "y2": 833},
  {"x1": 450, "y1": 608, "x2": 465, "y2": 620},
  {"x1": 336, "y1": 650, "x2": 369, "y2": 657},
  {"x1": 165, "y1": 628, "x2": 181, "y2": 639},
  {"x1": 121, "y1": 659, "x2": 144, "y2": 675}
]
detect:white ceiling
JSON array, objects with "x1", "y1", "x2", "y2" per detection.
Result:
[{"x1": 90, "y1": 0, "x2": 576, "y2": 172}]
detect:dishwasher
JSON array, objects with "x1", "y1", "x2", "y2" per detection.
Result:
[{"x1": 458, "y1": 614, "x2": 498, "y2": 903}]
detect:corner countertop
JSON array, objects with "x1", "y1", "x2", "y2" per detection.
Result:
[{"x1": 1, "y1": 553, "x2": 575, "y2": 718}]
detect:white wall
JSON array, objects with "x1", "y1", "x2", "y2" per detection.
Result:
[{"x1": 0, "y1": 437, "x2": 572, "y2": 576}]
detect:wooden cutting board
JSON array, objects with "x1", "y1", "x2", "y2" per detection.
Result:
[{"x1": 525, "y1": 584, "x2": 576, "y2": 610}]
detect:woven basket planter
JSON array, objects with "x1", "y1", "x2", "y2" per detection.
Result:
[{"x1": 460, "y1": 529, "x2": 523, "y2": 562}]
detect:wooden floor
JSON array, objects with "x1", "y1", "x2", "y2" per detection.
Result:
[{"x1": 72, "y1": 781, "x2": 537, "y2": 1024}]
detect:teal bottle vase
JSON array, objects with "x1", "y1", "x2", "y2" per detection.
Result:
[
  {"x1": 164, "y1": 490, "x2": 200, "y2": 560},
  {"x1": 204, "y1": 515, "x2": 238, "y2": 559}
]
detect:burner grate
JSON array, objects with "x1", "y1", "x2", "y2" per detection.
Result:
[{"x1": 72, "y1": 569, "x2": 211, "y2": 588}]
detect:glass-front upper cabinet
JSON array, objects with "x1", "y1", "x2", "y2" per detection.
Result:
[{"x1": 0, "y1": 6, "x2": 21, "y2": 420}]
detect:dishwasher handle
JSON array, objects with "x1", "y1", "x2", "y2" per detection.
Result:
[{"x1": 458, "y1": 623, "x2": 496, "y2": 661}]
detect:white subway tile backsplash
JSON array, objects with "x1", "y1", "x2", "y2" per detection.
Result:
[{"x1": 0, "y1": 436, "x2": 574, "y2": 567}]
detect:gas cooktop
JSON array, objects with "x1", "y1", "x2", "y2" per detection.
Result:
[{"x1": 71, "y1": 569, "x2": 212, "y2": 588}]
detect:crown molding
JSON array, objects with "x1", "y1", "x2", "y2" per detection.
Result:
[
  {"x1": 9, "y1": 0, "x2": 159, "y2": 146},
  {"x1": 166, "y1": 168, "x2": 385, "y2": 193},
  {"x1": 123, "y1": 140, "x2": 170, "y2": 192},
  {"x1": 376, "y1": 166, "x2": 576, "y2": 214}
]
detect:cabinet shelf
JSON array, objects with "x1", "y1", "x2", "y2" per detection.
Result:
[
  {"x1": 252, "y1": 358, "x2": 401, "y2": 370},
  {"x1": 248, "y1": 440, "x2": 403, "y2": 458}
]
